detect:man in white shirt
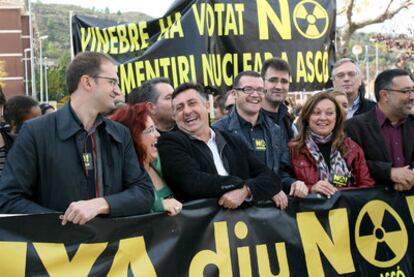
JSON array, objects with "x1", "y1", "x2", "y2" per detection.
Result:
[{"x1": 157, "y1": 83, "x2": 281, "y2": 208}]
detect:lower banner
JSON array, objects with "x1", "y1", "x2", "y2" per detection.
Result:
[{"x1": 0, "y1": 187, "x2": 413, "y2": 276}]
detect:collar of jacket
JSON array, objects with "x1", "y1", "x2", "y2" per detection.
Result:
[
  {"x1": 56, "y1": 103, "x2": 122, "y2": 143},
  {"x1": 226, "y1": 107, "x2": 266, "y2": 131},
  {"x1": 184, "y1": 127, "x2": 228, "y2": 155}
]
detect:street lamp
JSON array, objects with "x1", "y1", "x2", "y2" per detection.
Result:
[
  {"x1": 23, "y1": 48, "x2": 31, "y2": 96},
  {"x1": 28, "y1": 0, "x2": 36, "y2": 99},
  {"x1": 39, "y1": 35, "x2": 48, "y2": 103},
  {"x1": 44, "y1": 58, "x2": 49, "y2": 102}
]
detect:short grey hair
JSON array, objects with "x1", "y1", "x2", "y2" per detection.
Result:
[{"x1": 331, "y1": 58, "x2": 361, "y2": 80}]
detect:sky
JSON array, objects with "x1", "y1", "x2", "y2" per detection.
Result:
[{"x1": 39, "y1": 0, "x2": 413, "y2": 34}]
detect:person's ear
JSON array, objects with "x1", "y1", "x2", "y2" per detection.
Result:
[
  {"x1": 379, "y1": 89, "x2": 389, "y2": 102},
  {"x1": 147, "y1": 102, "x2": 157, "y2": 115},
  {"x1": 79, "y1": 75, "x2": 94, "y2": 92}
]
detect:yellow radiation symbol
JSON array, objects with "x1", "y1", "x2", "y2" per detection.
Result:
[
  {"x1": 293, "y1": 0, "x2": 329, "y2": 39},
  {"x1": 355, "y1": 200, "x2": 408, "y2": 268}
]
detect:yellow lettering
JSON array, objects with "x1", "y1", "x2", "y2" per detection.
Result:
[
  {"x1": 257, "y1": 0, "x2": 292, "y2": 40},
  {"x1": 202, "y1": 54, "x2": 215, "y2": 86},
  {"x1": 296, "y1": 52, "x2": 306, "y2": 82},
  {"x1": 253, "y1": 52, "x2": 263, "y2": 72},
  {"x1": 314, "y1": 51, "x2": 323, "y2": 82},
  {"x1": 120, "y1": 63, "x2": 136, "y2": 94},
  {"x1": 127, "y1": 23, "x2": 140, "y2": 51},
  {"x1": 134, "y1": 60, "x2": 146, "y2": 86},
  {"x1": 206, "y1": 4, "x2": 215, "y2": 36},
  {"x1": 224, "y1": 4, "x2": 237, "y2": 36},
  {"x1": 80, "y1": 28, "x2": 92, "y2": 52},
  {"x1": 107, "y1": 237, "x2": 156, "y2": 277},
  {"x1": 235, "y1": 4, "x2": 245, "y2": 35},
  {"x1": 322, "y1": 51, "x2": 329, "y2": 82},
  {"x1": 222, "y1": 53, "x2": 235, "y2": 86},
  {"x1": 192, "y1": 3, "x2": 207, "y2": 35},
  {"x1": 406, "y1": 196, "x2": 414, "y2": 223},
  {"x1": 257, "y1": 243, "x2": 289, "y2": 277},
  {"x1": 145, "y1": 59, "x2": 160, "y2": 80},
  {"x1": 33, "y1": 242, "x2": 107, "y2": 277},
  {"x1": 243, "y1": 53, "x2": 253, "y2": 71},
  {"x1": 108, "y1": 26, "x2": 118, "y2": 54},
  {"x1": 117, "y1": 25, "x2": 129, "y2": 54},
  {"x1": 297, "y1": 208, "x2": 355, "y2": 276},
  {"x1": 169, "y1": 13, "x2": 184, "y2": 38},
  {"x1": 177, "y1": 56, "x2": 191, "y2": 83},
  {"x1": 189, "y1": 221, "x2": 232, "y2": 276},
  {"x1": 139, "y1": 22, "x2": 149, "y2": 49},
  {"x1": 0, "y1": 242, "x2": 27, "y2": 276},
  {"x1": 237, "y1": 246, "x2": 252, "y2": 277},
  {"x1": 158, "y1": 15, "x2": 173, "y2": 40},
  {"x1": 306, "y1": 51, "x2": 315, "y2": 82},
  {"x1": 215, "y1": 3, "x2": 225, "y2": 36}
]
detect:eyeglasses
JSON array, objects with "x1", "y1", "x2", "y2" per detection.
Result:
[
  {"x1": 94, "y1": 76, "x2": 120, "y2": 88},
  {"x1": 386, "y1": 88, "x2": 414, "y2": 95},
  {"x1": 264, "y1": 77, "x2": 289, "y2": 85},
  {"x1": 234, "y1": 87, "x2": 265, "y2": 95},
  {"x1": 142, "y1": 125, "x2": 157, "y2": 136},
  {"x1": 333, "y1": 71, "x2": 358, "y2": 80}
]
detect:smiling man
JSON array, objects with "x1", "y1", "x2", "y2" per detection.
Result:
[
  {"x1": 214, "y1": 71, "x2": 308, "y2": 208},
  {"x1": 0, "y1": 52, "x2": 154, "y2": 224},
  {"x1": 157, "y1": 82, "x2": 280, "y2": 208},
  {"x1": 345, "y1": 69, "x2": 414, "y2": 190}
]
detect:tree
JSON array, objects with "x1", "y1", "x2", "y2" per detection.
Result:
[
  {"x1": 337, "y1": 0, "x2": 414, "y2": 56},
  {"x1": 46, "y1": 50, "x2": 70, "y2": 101}
]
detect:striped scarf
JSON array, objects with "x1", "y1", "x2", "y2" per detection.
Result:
[{"x1": 305, "y1": 130, "x2": 349, "y2": 185}]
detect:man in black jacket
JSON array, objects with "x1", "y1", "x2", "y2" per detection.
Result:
[
  {"x1": 345, "y1": 69, "x2": 414, "y2": 190},
  {"x1": 158, "y1": 83, "x2": 281, "y2": 208},
  {"x1": 261, "y1": 58, "x2": 297, "y2": 145},
  {"x1": 332, "y1": 58, "x2": 376, "y2": 118},
  {"x1": 0, "y1": 52, "x2": 154, "y2": 224}
]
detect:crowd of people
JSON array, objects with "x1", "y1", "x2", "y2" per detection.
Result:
[{"x1": 0, "y1": 51, "x2": 412, "y2": 225}]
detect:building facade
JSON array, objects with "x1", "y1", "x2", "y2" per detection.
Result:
[{"x1": 0, "y1": 0, "x2": 31, "y2": 98}]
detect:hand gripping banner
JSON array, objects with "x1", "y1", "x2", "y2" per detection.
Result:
[{"x1": 0, "y1": 187, "x2": 413, "y2": 276}]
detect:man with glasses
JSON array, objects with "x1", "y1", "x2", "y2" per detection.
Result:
[
  {"x1": 261, "y1": 58, "x2": 297, "y2": 145},
  {"x1": 345, "y1": 69, "x2": 414, "y2": 191},
  {"x1": 214, "y1": 71, "x2": 308, "y2": 208},
  {"x1": 0, "y1": 52, "x2": 154, "y2": 223},
  {"x1": 332, "y1": 58, "x2": 376, "y2": 119},
  {"x1": 158, "y1": 82, "x2": 281, "y2": 208}
]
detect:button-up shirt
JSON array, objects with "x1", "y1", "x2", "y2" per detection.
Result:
[
  {"x1": 375, "y1": 106, "x2": 406, "y2": 167},
  {"x1": 348, "y1": 96, "x2": 360, "y2": 119}
]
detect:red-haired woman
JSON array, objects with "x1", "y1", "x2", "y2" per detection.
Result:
[
  {"x1": 289, "y1": 92, "x2": 374, "y2": 197},
  {"x1": 112, "y1": 103, "x2": 182, "y2": 215}
]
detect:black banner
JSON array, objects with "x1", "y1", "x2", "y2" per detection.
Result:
[
  {"x1": 0, "y1": 187, "x2": 413, "y2": 276},
  {"x1": 72, "y1": 0, "x2": 336, "y2": 95}
]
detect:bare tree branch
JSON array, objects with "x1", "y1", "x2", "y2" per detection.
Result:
[
  {"x1": 337, "y1": 0, "x2": 414, "y2": 56},
  {"x1": 350, "y1": 0, "x2": 413, "y2": 32}
]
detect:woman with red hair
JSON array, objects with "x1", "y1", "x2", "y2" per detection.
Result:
[{"x1": 111, "y1": 103, "x2": 182, "y2": 215}]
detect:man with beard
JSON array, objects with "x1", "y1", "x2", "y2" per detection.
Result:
[
  {"x1": 345, "y1": 69, "x2": 414, "y2": 191},
  {"x1": 261, "y1": 58, "x2": 297, "y2": 145},
  {"x1": 332, "y1": 58, "x2": 376, "y2": 119}
]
